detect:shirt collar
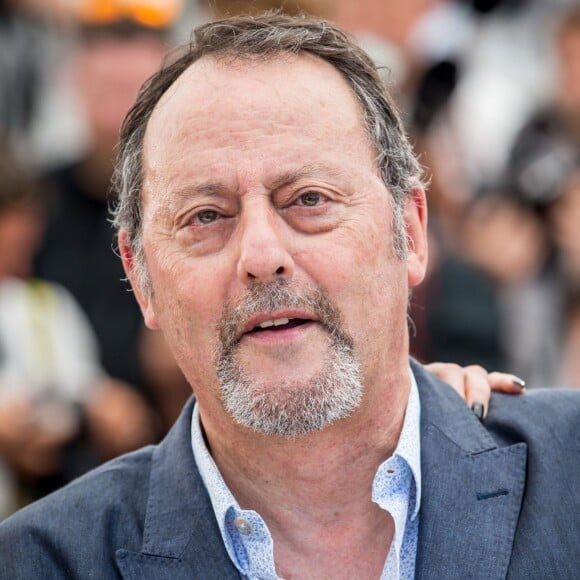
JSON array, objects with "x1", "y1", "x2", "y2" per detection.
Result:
[
  {"x1": 191, "y1": 403, "x2": 241, "y2": 537},
  {"x1": 392, "y1": 368, "x2": 422, "y2": 520}
]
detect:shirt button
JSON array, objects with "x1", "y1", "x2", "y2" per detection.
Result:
[{"x1": 234, "y1": 516, "x2": 253, "y2": 536}]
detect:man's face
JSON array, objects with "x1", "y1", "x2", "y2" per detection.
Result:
[
  {"x1": 75, "y1": 34, "x2": 166, "y2": 152},
  {"x1": 125, "y1": 54, "x2": 427, "y2": 435},
  {"x1": 557, "y1": 27, "x2": 580, "y2": 125},
  {"x1": 0, "y1": 205, "x2": 46, "y2": 279}
]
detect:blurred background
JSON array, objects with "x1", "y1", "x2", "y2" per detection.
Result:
[{"x1": 0, "y1": 0, "x2": 578, "y2": 518}]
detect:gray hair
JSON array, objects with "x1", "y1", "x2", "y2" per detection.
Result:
[{"x1": 112, "y1": 12, "x2": 425, "y2": 294}]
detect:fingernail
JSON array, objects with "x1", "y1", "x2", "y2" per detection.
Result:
[
  {"x1": 512, "y1": 376, "x2": 526, "y2": 390},
  {"x1": 471, "y1": 402, "x2": 484, "y2": 421}
]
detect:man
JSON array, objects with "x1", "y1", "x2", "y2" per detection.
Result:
[
  {"x1": 34, "y1": 5, "x2": 168, "y2": 388},
  {"x1": 1, "y1": 13, "x2": 578, "y2": 579},
  {"x1": 0, "y1": 148, "x2": 155, "y2": 518},
  {"x1": 32, "y1": 7, "x2": 169, "y2": 478}
]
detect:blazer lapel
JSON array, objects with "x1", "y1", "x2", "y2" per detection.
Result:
[
  {"x1": 115, "y1": 398, "x2": 241, "y2": 580},
  {"x1": 412, "y1": 362, "x2": 527, "y2": 580}
]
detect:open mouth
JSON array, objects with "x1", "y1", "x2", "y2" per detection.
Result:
[{"x1": 247, "y1": 317, "x2": 311, "y2": 334}]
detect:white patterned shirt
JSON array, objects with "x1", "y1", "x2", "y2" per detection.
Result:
[{"x1": 191, "y1": 370, "x2": 421, "y2": 579}]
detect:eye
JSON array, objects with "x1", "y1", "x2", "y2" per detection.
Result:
[
  {"x1": 296, "y1": 191, "x2": 324, "y2": 207},
  {"x1": 195, "y1": 209, "x2": 221, "y2": 224}
]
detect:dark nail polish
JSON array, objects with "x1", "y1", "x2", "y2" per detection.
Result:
[
  {"x1": 512, "y1": 376, "x2": 526, "y2": 389},
  {"x1": 471, "y1": 402, "x2": 484, "y2": 421}
]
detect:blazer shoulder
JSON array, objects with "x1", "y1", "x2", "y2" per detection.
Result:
[
  {"x1": 0, "y1": 445, "x2": 156, "y2": 578},
  {"x1": 486, "y1": 388, "x2": 580, "y2": 445},
  {"x1": 485, "y1": 389, "x2": 580, "y2": 576},
  {"x1": 484, "y1": 389, "x2": 580, "y2": 487}
]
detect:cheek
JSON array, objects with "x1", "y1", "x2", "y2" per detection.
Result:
[
  {"x1": 149, "y1": 260, "x2": 225, "y2": 362},
  {"x1": 296, "y1": 222, "x2": 406, "y2": 334}
]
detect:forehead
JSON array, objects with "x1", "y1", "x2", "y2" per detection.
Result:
[
  {"x1": 151, "y1": 51, "x2": 366, "y2": 126},
  {"x1": 142, "y1": 53, "x2": 375, "y2": 191}
]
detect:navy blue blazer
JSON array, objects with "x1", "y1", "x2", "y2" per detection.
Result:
[{"x1": 1, "y1": 361, "x2": 579, "y2": 579}]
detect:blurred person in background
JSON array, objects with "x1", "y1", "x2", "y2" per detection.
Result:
[
  {"x1": 0, "y1": 0, "x2": 61, "y2": 161},
  {"x1": 461, "y1": 187, "x2": 558, "y2": 389},
  {"x1": 554, "y1": 4, "x2": 580, "y2": 138},
  {"x1": 511, "y1": 4, "x2": 580, "y2": 151},
  {"x1": 471, "y1": 3, "x2": 580, "y2": 388},
  {"x1": 0, "y1": 145, "x2": 78, "y2": 519},
  {"x1": 549, "y1": 168, "x2": 580, "y2": 386},
  {"x1": 461, "y1": 145, "x2": 580, "y2": 390},
  {"x1": 393, "y1": 1, "x2": 580, "y2": 376},
  {"x1": 34, "y1": 1, "x2": 181, "y2": 426},
  {"x1": 0, "y1": 148, "x2": 155, "y2": 519}
]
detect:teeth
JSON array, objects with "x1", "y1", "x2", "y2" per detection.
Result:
[{"x1": 256, "y1": 317, "x2": 291, "y2": 329}]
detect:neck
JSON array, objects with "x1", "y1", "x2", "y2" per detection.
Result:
[{"x1": 199, "y1": 362, "x2": 411, "y2": 541}]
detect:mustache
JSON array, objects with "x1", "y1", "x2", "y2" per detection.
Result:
[{"x1": 217, "y1": 280, "x2": 349, "y2": 352}]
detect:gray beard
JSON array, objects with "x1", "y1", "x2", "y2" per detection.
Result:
[{"x1": 214, "y1": 281, "x2": 363, "y2": 438}]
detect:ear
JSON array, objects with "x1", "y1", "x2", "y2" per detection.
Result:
[
  {"x1": 405, "y1": 187, "x2": 428, "y2": 287},
  {"x1": 118, "y1": 230, "x2": 160, "y2": 330}
]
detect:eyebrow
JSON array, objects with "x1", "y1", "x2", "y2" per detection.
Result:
[
  {"x1": 191, "y1": 182, "x2": 225, "y2": 195},
  {"x1": 267, "y1": 164, "x2": 347, "y2": 190},
  {"x1": 169, "y1": 182, "x2": 229, "y2": 204},
  {"x1": 168, "y1": 163, "x2": 347, "y2": 203},
  {"x1": 152, "y1": 182, "x2": 227, "y2": 222}
]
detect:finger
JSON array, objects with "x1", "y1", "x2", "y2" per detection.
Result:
[
  {"x1": 487, "y1": 372, "x2": 526, "y2": 393},
  {"x1": 471, "y1": 402, "x2": 485, "y2": 421},
  {"x1": 462, "y1": 365, "x2": 491, "y2": 420},
  {"x1": 424, "y1": 363, "x2": 467, "y2": 399}
]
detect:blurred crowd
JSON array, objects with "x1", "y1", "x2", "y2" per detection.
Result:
[{"x1": 0, "y1": 0, "x2": 578, "y2": 518}]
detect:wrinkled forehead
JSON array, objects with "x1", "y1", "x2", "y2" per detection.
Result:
[{"x1": 145, "y1": 51, "x2": 371, "y2": 149}]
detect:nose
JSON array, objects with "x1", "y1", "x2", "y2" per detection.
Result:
[{"x1": 236, "y1": 205, "x2": 295, "y2": 284}]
